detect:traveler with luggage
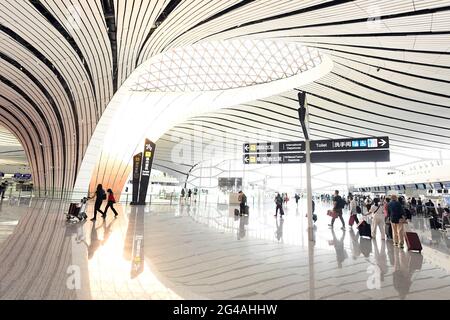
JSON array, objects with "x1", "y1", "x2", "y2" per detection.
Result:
[
  {"x1": 388, "y1": 195, "x2": 406, "y2": 249},
  {"x1": 384, "y1": 197, "x2": 393, "y2": 239},
  {"x1": 274, "y1": 193, "x2": 284, "y2": 217},
  {"x1": 103, "y1": 189, "x2": 119, "y2": 218},
  {"x1": 369, "y1": 198, "x2": 385, "y2": 240},
  {"x1": 180, "y1": 188, "x2": 185, "y2": 202},
  {"x1": 348, "y1": 196, "x2": 360, "y2": 229},
  {"x1": 238, "y1": 191, "x2": 247, "y2": 216},
  {"x1": 329, "y1": 190, "x2": 346, "y2": 230},
  {"x1": 90, "y1": 184, "x2": 106, "y2": 221}
]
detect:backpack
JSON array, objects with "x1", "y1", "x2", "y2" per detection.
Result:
[
  {"x1": 102, "y1": 190, "x2": 107, "y2": 200},
  {"x1": 337, "y1": 197, "x2": 345, "y2": 209},
  {"x1": 276, "y1": 196, "x2": 283, "y2": 205},
  {"x1": 242, "y1": 194, "x2": 247, "y2": 204}
]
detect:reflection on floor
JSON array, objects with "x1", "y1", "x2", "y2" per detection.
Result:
[
  {"x1": 0, "y1": 199, "x2": 179, "y2": 300},
  {"x1": 144, "y1": 200, "x2": 450, "y2": 300},
  {"x1": 0, "y1": 198, "x2": 449, "y2": 300}
]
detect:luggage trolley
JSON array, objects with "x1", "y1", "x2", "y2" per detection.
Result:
[{"x1": 66, "y1": 197, "x2": 88, "y2": 223}]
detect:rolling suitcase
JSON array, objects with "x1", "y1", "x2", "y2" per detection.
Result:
[
  {"x1": 68, "y1": 203, "x2": 78, "y2": 216},
  {"x1": 358, "y1": 221, "x2": 372, "y2": 239},
  {"x1": 244, "y1": 205, "x2": 249, "y2": 216},
  {"x1": 405, "y1": 232, "x2": 422, "y2": 253},
  {"x1": 234, "y1": 208, "x2": 240, "y2": 216}
]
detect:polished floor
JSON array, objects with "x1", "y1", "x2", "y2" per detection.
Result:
[{"x1": 0, "y1": 197, "x2": 449, "y2": 300}]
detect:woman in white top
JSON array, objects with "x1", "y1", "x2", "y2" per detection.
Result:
[
  {"x1": 348, "y1": 196, "x2": 360, "y2": 229},
  {"x1": 369, "y1": 198, "x2": 385, "y2": 240}
]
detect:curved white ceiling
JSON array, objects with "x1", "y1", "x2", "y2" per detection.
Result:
[{"x1": 0, "y1": 0, "x2": 449, "y2": 194}]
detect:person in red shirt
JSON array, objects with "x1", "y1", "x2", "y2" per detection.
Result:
[{"x1": 103, "y1": 189, "x2": 118, "y2": 218}]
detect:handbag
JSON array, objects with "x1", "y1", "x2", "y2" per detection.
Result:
[
  {"x1": 327, "y1": 210, "x2": 338, "y2": 219},
  {"x1": 349, "y1": 214, "x2": 356, "y2": 226}
]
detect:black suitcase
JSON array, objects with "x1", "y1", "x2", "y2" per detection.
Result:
[
  {"x1": 358, "y1": 221, "x2": 372, "y2": 239},
  {"x1": 234, "y1": 209, "x2": 240, "y2": 216},
  {"x1": 68, "y1": 203, "x2": 78, "y2": 216},
  {"x1": 429, "y1": 218, "x2": 441, "y2": 230},
  {"x1": 244, "y1": 205, "x2": 249, "y2": 215}
]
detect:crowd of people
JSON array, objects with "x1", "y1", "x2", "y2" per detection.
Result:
[{"x1": 180, "y1": 188, "x2": 198, "y2": 203}]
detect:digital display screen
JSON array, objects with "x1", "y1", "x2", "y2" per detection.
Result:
[
  {"x1": 13, "y1": 173, "x2": 22, "y2": 179},
  {"x1": 218, "y1": 178, "x2": 242, "y2": 190},
  {"x1": 433, "y1": 182, "x2": 443, "y2": 189},
  {"x1": 443, "y1": 182, "x2": 450, "y2": 189},
  {"x1": 417, "y1": 183, "x2": 426, "y2": 190},
  {"x1": 22, "y1": 174, "x2": 32, "y2": 180}
]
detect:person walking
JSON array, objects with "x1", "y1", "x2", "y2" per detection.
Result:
[
  {"x1": 274, "y1": 193, "x2": 284, "y2": 217},
  {"x1": 283, "y1": 193, "x2": 289, "y2": 207},
  {"x1": 369, "y1": 198, "x2": 385, "y2": 240},
  {"x1": 389, "y1": 195, "x2": 406, "y2": 249},
  {"x1": 0, "y1": 183, "x2": 4, "y2": 200},
  {"x1": 180, "y1": 188, "x2": 185, "y2": 203},
  {"x1": 329, "y1": 190, "x2": 346, "y2": 230},
  {"x1": 295, "y1": 193, "x2": 300, "y2": 206},
  {"x1": 90, "y1": 184, "x2": 106, "y2": 221},
  {"x1": 238, "y1": 191, "x2": 247, "y2": 216},
  {"x1": 348, "y1": 196, "x2": 360, "y2": 229},
  {"x1": 417, "y1": 198, "x2": 423, "y2": 215},
  {"x1": 187, "y1": 189, "x2": 192, "y2": 203},
  {"x1": 103, "y1": 189, "x2": 119, "y2": 218}
]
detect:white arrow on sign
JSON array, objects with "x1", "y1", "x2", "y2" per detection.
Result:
[
  {"x1": 379, "y1": 139, "x2": 387, "y2": 147},
  {"x1": 244, "y1": 145, "x2": 250, "y2": 152},
  {"x1": 244, "y1": 156, "x2": 249, "y2": 164}
]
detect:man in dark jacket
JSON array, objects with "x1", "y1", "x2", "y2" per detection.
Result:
[
  {"x1": 329, "y1": 190, "x2": 345, "y2": 230},
  {"x1": 388, "y1": 195, "x2": 406, "y2": 249},
  {"x1": 238, "y1": 191, "x2": 247, "y2": 216}
]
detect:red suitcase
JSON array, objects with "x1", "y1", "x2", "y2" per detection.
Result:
[{"x1": 405, "y1": 232, "x2": 422, "y2": 253}]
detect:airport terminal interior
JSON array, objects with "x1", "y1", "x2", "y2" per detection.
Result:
[{"x1": 0, "y1": 0, "x2": 450, "y2": 301}]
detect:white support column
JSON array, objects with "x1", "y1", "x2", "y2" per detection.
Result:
[{"x1": 306, "y1": 137, "x2": 314, "y2": 242}]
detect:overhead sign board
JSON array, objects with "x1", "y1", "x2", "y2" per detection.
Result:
[
  {"x1": 243, "y1": 153, "x2": 306, "y2": 164},
  {"x1": 310, "y1": 150, "x2": 390, "y2": 163},
  {"x1": 310, "y1": 136, "x2": 389, "y2": 151},
  {"x1": 243, "y1": 141, "x2": 305, "y2": 154},
  {"x1": 244, "y1": 150, "x2": 390, "y2": 164}
]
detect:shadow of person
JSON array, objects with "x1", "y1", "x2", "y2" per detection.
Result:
[
  {"x1": 331, "y1": 228, "x2": 347, "y2": 268},
  {"x1": 102, "y1": 218, "x2": 116, "y2": 245},
  {"x1": 348, "y1": 228, "x2": 361, "y2": 260},
  {"x1": 238, "y1": 216, "x2": 249, "y2": 240},
  {"x1": 372, "y1": 238, "x2": 388, "y2": 282},
  {"x1": 275, "y1": 217, "x2": 284, "y2": 242},
  {"x1": 392, "y1": 247, "x2": 414, "y2": 300},
  {"x1": 88, "y1": 221, "x2": 103, "y2": 260}
]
